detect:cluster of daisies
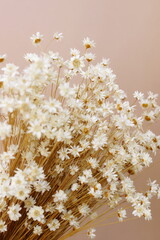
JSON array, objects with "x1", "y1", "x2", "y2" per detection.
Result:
[{"x1": 0, "y1": 32, "x2": 159, "y2": 240}]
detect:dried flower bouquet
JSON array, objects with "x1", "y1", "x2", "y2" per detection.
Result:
[{"x1": 0, "y1": 32, "x2": 159, "y2": 240}]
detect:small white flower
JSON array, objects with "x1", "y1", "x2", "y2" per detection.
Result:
[
  {"x1": 28, "y1": 206, "x2": 44, "y2": 223},
  {"x1": 133, "y1": 91, "x2": 144, "y2": 100},
  {"x1": 87, "y1": 228, "x2": 96, "y2": 239},
  {"x1": 24, "y1": 197, "x2": 36, "y2": 210},
  {"x1": 53, "y1": 32, "x2": 63, "y2": 41},
  {"x1": 132, "y1": 204, "x2": 146, "y2": 218},
  {"x1": 144, "y1": 208, "x2": 152, "y2": 221},
  {"x1": 79, "y1": 175, "x2": 88, "y2": 184},
  {"x1": 89, "y1": 183, "x2": 103, "y2": 199},
  {"x1": 24, "y1": 53, "x2": 39, "y2": 62},
  {"x1": 147, "y1": 179, "x2": 159, "y2": 195},
  {"x1": 0, "y1": 220, "x2": 7, "y2": 232},
  {"x1": 27, "y1": 120, "x2": 45, "y2": 139},
  {"x1": 69, "y1": 165, "x2": 79, "y2": 175},
  {"x1": 78, "y1": 203, "x2": 91, "y2": 216},
  {"x1": 55, "y1": 165, "x2": 64, "y2": 174},
  {"x1": 33, "y1": 180, "x2": 50, "y2": 193},
  {"x1": 69, "y1": 145, "x2": 82, "y2": 157},
  {"x1": 55, "y1": 202, "x2": 66, "y2": 213},
  {"x1": 57, "y1": 147, "x2": 70, "y2": 161},
  {"x1": 70, "y1": 56, "x2": 85, "y2": 70},
  {"x1": 70, "y1": 48, "x2": 80, "y2": 56},
  {"x1": 117, "y1": 208, "x2": 127, "y2": 222},
  {"x1": 8, "y1": 204, "x2": 21, "y2": 221},
  {"x1": 12, "y1": 186, "x2": 31, "y2": 201},
  {"x1": 30, "y1": 32, "x2": 43, "y2": 44},
  {"x1": 83, "y1": 37, "x2": 95, "y2": 49},
  {"x1": 53, "y1": 190, "x2": 68, "y2": 203},
  {"x1": 0, "y1": 54, "x2": 7, "y2": 63},
  {"x1": 33, "y1": 225, "x2": 42, "y2": 235},
  {"x1": 84, "y1": 53, "x2": 95, "y2": 62},
  {"x1": 69, "y1": 217, "x2": 80, "y2": 229},
  {"x1": 71, "y1": 183, "x2": 80, "y2": 191},
  {"x1": 101, "y1": 58, "x2": 110, "y2": 66},
  {"x1": 92, "y1": 133, "x2": 108, "y2": 150},
  {"x1": 87, "y1": 158, "x2": 99, "y2": 169},
  {"x1": 47, "y1": 219, "x2": 60, "y2": 231}
]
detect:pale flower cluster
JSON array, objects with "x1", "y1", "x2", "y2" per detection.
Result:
[{"x1": 0, "y1": 32, "x2": 159, "y2": 240}]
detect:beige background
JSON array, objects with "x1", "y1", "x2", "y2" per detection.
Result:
[{"x1": 0, "y1": 0, "x2": 160, "y2": 239}]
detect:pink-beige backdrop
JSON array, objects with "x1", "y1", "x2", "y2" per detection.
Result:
[{"x1": 0, "y1": 0, "x2": 160, "y2": 239}]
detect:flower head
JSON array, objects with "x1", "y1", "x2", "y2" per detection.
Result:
[
  {"x1": 53, "y1": 32, "x2": 63, "y2": 41},
  {"x1": 28, "y1": 206, "x2": 44, "y2": 222},
  {"x1": 30, "y1": 32, "x2": 43, "y2": 45},
  {"x1": 0, "y1": 220, "x2": 7, "y2": 233},
  {"x1": 83, "y1": 37, "x2": 95, "y2": 49}
]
